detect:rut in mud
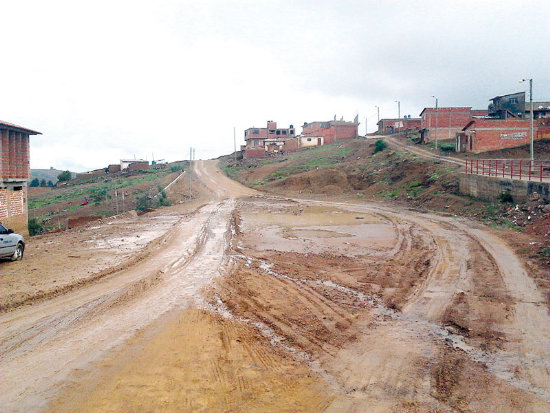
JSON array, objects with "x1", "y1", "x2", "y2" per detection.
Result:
[{"x1": 1, "y1": 160, "x2": 549, "y2": 412}]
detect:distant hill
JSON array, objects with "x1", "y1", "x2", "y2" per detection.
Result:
[{"x1": 31, "y1": 169, "x2": 76, "y2": 184}]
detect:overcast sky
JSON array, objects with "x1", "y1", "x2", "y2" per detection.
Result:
[{"x1": 2, "y1": 0, "x2": 549, "y2": 171}]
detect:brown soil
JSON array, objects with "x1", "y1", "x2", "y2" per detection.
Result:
[{"x1": 1, "y1": 160, "x2": 549, "y2": 412}]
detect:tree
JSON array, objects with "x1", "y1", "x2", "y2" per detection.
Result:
[
  {"x1": 40, "y1": 179, "x2": 47, "y2": 187},
  {"x1": 29, "y1": 178, "x2": 40, "y2": 187},
  {"x1": 374, "y1": 139, "x2": 387, "y2": 153},
  {"x1": 57, "y1": 170, "x2": 72, "y2": 182},
  {"x1": 47, "y1": 180, "x2": 54, "y2": 187}
]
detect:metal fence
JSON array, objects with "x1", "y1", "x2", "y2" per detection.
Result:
[{"x1": 465, "y1": 159, "x2": 550, "y2": 182}]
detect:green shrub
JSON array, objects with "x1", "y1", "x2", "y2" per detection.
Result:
[
  {"x1": 28, "y1": 218, "x2": 43, "y2": 236},
  {"x1": 156, "y1": 187, "x2": 170, "y2": 207},
  {"x1": 170, "y1": 164, "x2": 182, "y2": 172},
  {"x1": 374, "y1": 139, "x2": 387, "y2": 153},
  {"x1": 439, "y1": 143, "x2": 456, "y2": 152},
  {"x1": 136, "y1": 195, "x2": 152, "y2": 211},
  {"x1": 498, "y1": 191, "x2": 513, "y2": 203},
  {"x1": 57, "y1": 170, "x2": 72, "y2": 182}
]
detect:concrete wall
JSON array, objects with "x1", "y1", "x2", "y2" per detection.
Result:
[
  {"x1": 299, "y1": 136, "x2": 324, "y2": 147},
  {"x1": 459, "y1": 173, "x2": 550, "y2": 203}
]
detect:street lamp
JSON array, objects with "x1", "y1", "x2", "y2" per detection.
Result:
[
  {"x1": 432, "y1": 95, "x2": 438, "y2": 152},
  {"x1": 395, "y1": 100, "x2": 400, "y2": 135},
  {"x1": 520, "y1": 78, "x2": 534, "y2": 161}
]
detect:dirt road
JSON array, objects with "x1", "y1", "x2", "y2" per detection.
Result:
[
  {"x1": 2, "y1": 160, "x2": 549, "y2": 412},
  {"x1": 381, "y1": 135, "x2": 465, "y2": 167}
]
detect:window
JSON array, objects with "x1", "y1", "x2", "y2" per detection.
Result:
[
  {"x1": 509, "y1": 98, "x2": 518, "y2": 105},
  {"x1": 269, "y1": 129, "x2": 275, "y2": 133},
  {"x1": 282, "y1": 130, "x2": 287, "y2": 135},
  {"x1": 290, "y1": 129, "x2": 294, "y2": 134},
  {"x1": 276, "y1": 130, "x2": 281, "y2": 135},
  {"x1": 13, "y1": 186, "x2": 22, "y2": 191},
  {"x1": 307, "y1": 138, "x2": 312, "y2": 142},
  {"x1": 253, "y1": 129, "x2": 259, "y2": 135}
]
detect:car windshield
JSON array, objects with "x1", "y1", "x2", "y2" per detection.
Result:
[{"x1": 0, "y1": 223, "x2": 7, "y2": 233}]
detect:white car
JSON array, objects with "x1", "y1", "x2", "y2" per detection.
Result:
[{"x1": 0, "y1": 223, "x2": 25, "y2": 261}]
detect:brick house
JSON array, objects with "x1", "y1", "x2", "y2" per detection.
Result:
[
  {"x1": 1, "y1": 121, "x2": 41, "y2": 235},
  {"x1": 301, "y1": 119, "x2": 358, "y2": 144},
  {"x1": 376, "y1": 117, "x2": 421, "y2": 135},
  {"x1": 419, "y1": 107, "x2": 487, "y2": 143},
  {"x1": 243, "y1": 121, "x2": 296, "y2": 158},
  {"x1": 456, "y1": 118, "x2": 546, "y2": 153}
]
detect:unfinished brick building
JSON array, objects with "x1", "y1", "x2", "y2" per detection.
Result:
[
  {"x1": 456, "y1": 118, "x2": 546, "y2": 153},
  {"x1": 301, "y1": 119, "x2": 358, "y2": 144},
  {"x1": 1, "y1": 121, "x2": 41, "y2": 235},
  {"x1": 244, "y1": 121, "x2": 296, "y2": 158},
  {"x1": 376, "y1": 117, "x2": 421, "y2": 135},
  {"x1": 419, "y1": 107, "x2": 488, "y2": 143}
]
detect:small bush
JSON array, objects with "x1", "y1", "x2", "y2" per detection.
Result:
[
  {"x1": 498, "y1": 191, "x2": 513, "y2": 203},
  {"x1": 136, "y1": 195, "x2": 152, "y2": 211},
  {"x1": 156, "y1": 188, "x2": 170, "y2": 207},
  {"x1": 170, "y1": 165, "x2": 182, "y2": 172},
  {"x1": 28, "y1": 218, "x2": 43, "y2": 236},
  {"x1": 439, "y1": 143, "x2": 456, "y2": 152},
  {"x1": 374, "y1": 139, "x2": 387, "y2": 153}
]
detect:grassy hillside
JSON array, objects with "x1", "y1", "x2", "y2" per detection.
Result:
[
  {"x1": 28, "y1": 162, "x2": 188, "y2": 232},
  {"x1": 223, "y1": 139, "x2": 476, "y2": 210}
]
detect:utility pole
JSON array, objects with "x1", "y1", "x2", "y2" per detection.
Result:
[
  {"x1": 365, "y1": 117, "x2": 368, "y2": 136},
  {"x1": 233, "y1": 127, "x2": 237, "y2": 161},
  {"x1": 189, "y1": 147, "x2": 192, "y2": 197},
  {"x1": 395, "y1": 100, "x2": 400, "y2": 136},
  {"x1": 521, "y1": 78, "x2": 534, "y2": 160},
  {"x1": 432, "y1": 96, "x2": 439, "y2": 152}
]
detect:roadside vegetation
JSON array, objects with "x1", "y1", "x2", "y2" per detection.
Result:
[{"x1": 28, "y1": 161, "x2": 188, "y2": 233}]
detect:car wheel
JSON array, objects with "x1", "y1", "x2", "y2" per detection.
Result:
[{"x1": 11, "y1": 243, "x2": 24, "y2": 261}]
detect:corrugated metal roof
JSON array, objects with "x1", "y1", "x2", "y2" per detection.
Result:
[{"x1": 0, "y1": 120, "x2": 42, "y2": 135}]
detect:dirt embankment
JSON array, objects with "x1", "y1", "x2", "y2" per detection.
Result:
[{"x1": 222, "y1": 139, "x2": 550, "y2": 300}]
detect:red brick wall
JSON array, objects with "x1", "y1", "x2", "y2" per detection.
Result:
[
  {"x1": 302, "y1": 122, "x2": 357, "y2": 143},
  {"x1": 421, "y1": 108, "x2": 472, "y2": 130},
  {"x1": 0, "y1": 188, "x2": 28, "y2": 235},
  {"x1": 0, "y1": 129, "x2": 30, "y2": 180},
  {"x1": 467, "y1": 119, "x2": 541, "y2": 152},
  {"x1": 128, "y1": 162, "x2": 150, "y2": 171},
  {"x1": 377, "y1": 118, "x2": 420, "y2": 134},
  {"x1": 108, "y1": 164, "x2": 121, "y2": 174},
  {"x1": 244, "y1": 149, "x2": 268, "y2": 158}
]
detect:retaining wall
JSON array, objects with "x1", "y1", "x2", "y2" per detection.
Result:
[{"x1": 459, "y1": 173, "x2": 550, "y2": 203}]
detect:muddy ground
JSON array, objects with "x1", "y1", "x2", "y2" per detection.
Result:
[{"x1": 1, "y1": 160, "x2": 549, "y2": 412}]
